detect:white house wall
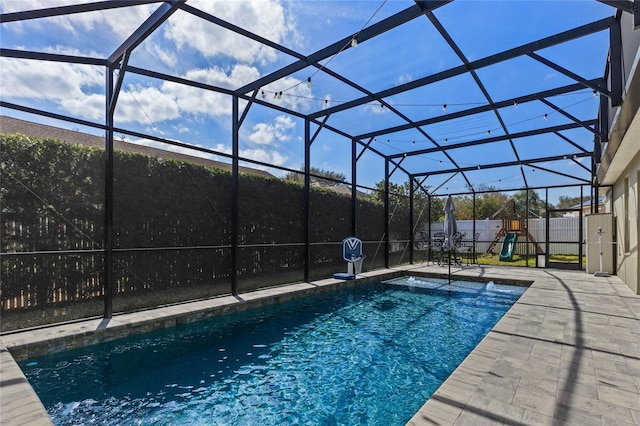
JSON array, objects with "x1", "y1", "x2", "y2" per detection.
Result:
[
  {"x1": 612, "y1": 133, "x2": 640, "y2": 294},
  {"x1": 599, "y1": 12, "x2": 640, "y2": 295}
]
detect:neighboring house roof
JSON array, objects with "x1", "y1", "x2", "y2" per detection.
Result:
[
  {"x1": 570, "y1": 194, "x2": 606, "y2": 210},
  {"x1": 311, "y1": 181, "x2": 368, "y2": 199},
  {"x1": 0, "y1": 115, "x2": 274, "y2": 178}
]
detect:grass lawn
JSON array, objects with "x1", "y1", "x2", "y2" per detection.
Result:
[{"x1": 477, "y1": 253, "x2": 585, "y2": 267}]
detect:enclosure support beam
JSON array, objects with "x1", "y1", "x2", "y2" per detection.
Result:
[
  {"x1": 591, "y1": 145, "x2": 601, "y2": 193},
  {"x1": 527, "y1": 53, "x2": 611, "y2": 97},
  {"x1": 312, "y1": 17, "x2": 613, "y2": 119},
  {"x1": 409, "y1": 178, "x2": 415, "y2": 265},
  {"x1": 0, "y1": 1, "x2": 159, "y2": 23},
  {"x1": 413, "y1": 152, "x2": 593, "y2": 177},
  {"x1": 304, "y1": 120, "x2": 311, "y2": 282},
  {"x1": 107, "y1": 0, "x2": 184, "y2": 64},
  {"x1": 236, "y1": 1, "x2": 450, "y2": 95},
  {"x1": 387, "y1": 121, "x2": 598, "y2": 160},
  {"x1": 389, "y1": 157, "x2": 405, "y2": 179},
  {"x1": 571, "y1": 157, "x2": 592, "y2": 174},
  {"x1": 597, "y1": 0, "x2": 634, "y2": 13},
  {"x1": 309, "y1": 115, "x2": 331, "y2": 147},
  {"x1": 0, "y1": 48, "x2": 106, "y2": 66},
  {"x1": 553, "y1": 131, "x2": 590, "y2": 154},
  {"x1": 431, "y1": 172, "x2": 459, "y2": 195},
  {"x1": 231, "y1": 97, "x2": 240, "y2": 296},
  {"x1": 599, "y1": 92, "x2": 610, "y2": 145},
  {"x1": 384, "y1": 159, "x2": 390, "y2": 269},
  {"x1": 351, "y1": 139, "x2": 357, "y2": 237},
  {"x1": 0, "y1": 101, "x2": 108, "y2": 130},
  {"x1": 238, "y1": 89, "x2": 259, "y2": 128},
  {"x1": 539, "y1": 99, "x2": 599, "y2": 135},
  {"x1": 108, "y1": 50, "x2": 130, "y2": 118},
  {"x1": 597, "y1": 0, "x2": 640, "y2": 27},
  {"x1": 426, "y1": 10, "x2": 516, "y2": 192},
  {"x1": 610, "y1": 17, "x2": 624, "y2": 107},
  {"x1": 96, "y1": 63, "x2": 423, "y2": 182},
  {"x1": 590, "y1": 161, "x2": 596, "y2": 214},
  {"x1": 472, "y1": 193, "x2": 477, "y2": 264},
  {"x1": 525, "y1": 191, "x2": 530, "y2": 267},
  {"x1": 104, "y1": 67, "x2": 115, "y2": 319},
  {"x1": 357, "y1": 81, "x2": 599, "y2": 142},
  {"x1": 544, "y1": 189, "x2": 550, "y2": 266},
  {"x1": 579, "y1": 187, "x2": 584, "y2": 270},
  {"x1": 356, "y1": 137, "x2": 374, "y2": 162},
  {"x1": 428, "y1": 194, "x2": 432, "y2": 264}
]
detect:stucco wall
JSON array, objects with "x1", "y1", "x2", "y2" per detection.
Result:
[
  {"x1": 603, "y1": 12, "x2": 640, "y2": 295},
  {"x1": 612, "y1": 146, "x2": 640, "y2": 294}
]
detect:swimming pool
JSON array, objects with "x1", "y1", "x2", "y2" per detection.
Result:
[{"x1": 20, "y1": 277, "x2": 526, "y2": 425}]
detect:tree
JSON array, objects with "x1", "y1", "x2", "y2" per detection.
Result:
[
  {"x1": 476, "y1": 192, "x2": 509, "y2": 219},
  {"x1": 556, "y1": 195, "x2": 587, "y2": 210},
  {"x1": 368, "y1": 181, "x2": 411, "y2": 204},
  {"x1": 452, "y1": 195, "x2": 474, "y2": 220},
  {"x1": 452, "y1": 188, "x2": 509, "y2": 220},
  {"x1": 512, "y1": 190, "x2": 546, "y2": 217},
  {"x1": 366, "y1": 179, "x2": 444, "y2": 222}
]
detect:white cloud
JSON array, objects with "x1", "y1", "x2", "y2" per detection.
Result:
[
  {"x1": 245, "y1": 147, "x2": 288, "y2": 166},
  {"x1": 0, "y1": 57, "x2": 107, "y2": 120},
  {"x1": 0, "y1": 56, "x2": 263, "y2": 123},
  {"x1": 0, "y1": 57, "x2": 103, "y2": 101},
  {"x1": 364, "y1": 101, "x2": 389, "y2": 115},
  {"x1": 0, "y1": 2, "x2": 313, "y2": 123},
  {"x1": 162, "y1": 81, "x2": 230, "y2": 118},
  {"x1": 132, "y1": 138, "x2": 289, "y2": 170},
  {"x1": 395, "y1": 73, "x2": 412, "y2": 86},
  {"x1": 164, "y1": 0, "x2": 296, "y2": 66},
  {"x1": 248, "y1": 115, "x2": 296, "y2": 145},
  {"x1": 212, "y1": 143, "x2": 288, "y2": 167},
  {"x1": 122, "y1": 68, "x2": 310, "y2": 129},
  {"x1": 174, "y1": 124, "x2": 191, "y2": 134},
  {"x1": 60, "y1": 94, "x2": 104, "y2": 121},
  {"x1": 1, "y1": 1, "x2": 156, "y2": 36},
  {"x1": 128, "y1": 115, "x2": 293, "y2": 169},
  {"x1": 249, "y1": 123, "x2": 277, "y2": 145},
  {"x1": 1, "y1": 1, "x2": 312, "y2": 142},
  {"x1": 183, "y1": 64, "x2": 261, "y2": 89},
  {"x1": 43, "y1": 45, "x2": 104, "y2": 59},
  {"x1": 101, "y1": 4, "x2": 157, "y2": 37},
  {"x1": 260, "y1": 75, "x2": 314, "y2": 111},
  {"x1": 116, "y1": 85, "x2": 180, "y2": 124},
  {"x1": 159, "y1": 64, "x2": 261, "y2": 117},
  {"x1": 144, "y1": 42, "x2": 178, "y2": 69}
]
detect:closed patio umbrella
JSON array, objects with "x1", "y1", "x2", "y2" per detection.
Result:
[{"x1": 442, "y1": 196, "x2": 457, "y2": 284}]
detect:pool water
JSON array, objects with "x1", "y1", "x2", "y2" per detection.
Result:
[{"x1": 20, "y1": 277, "x2": 526, "y2": 425}]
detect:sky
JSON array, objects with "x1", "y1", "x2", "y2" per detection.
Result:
[{"x1": 0, "y1": 0, "x2": 617, "y2": 204}]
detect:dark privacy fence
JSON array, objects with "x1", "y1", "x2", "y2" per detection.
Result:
[{"x1": 1, "y1": 134, "x2": 414, "y2": 331}]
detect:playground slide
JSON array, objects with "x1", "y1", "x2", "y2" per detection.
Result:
[{"x1": 499, "y1": 232, "x2": 518, "y2": 261}]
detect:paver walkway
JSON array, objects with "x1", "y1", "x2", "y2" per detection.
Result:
[
  {"x1": 407, "y1": 265, "x2": 640, "y2": 425},
  {"x1": 1, "y1": 265, "x2": 638, "y2": 425}
]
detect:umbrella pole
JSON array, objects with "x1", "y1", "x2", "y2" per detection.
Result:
[{"x1": 448, "y1": 250, "x2": 451, "y2": 285}]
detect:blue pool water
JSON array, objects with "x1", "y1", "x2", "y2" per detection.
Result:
[{"x1": 20, "y1": 277, "x2": 526, "y2": 425}]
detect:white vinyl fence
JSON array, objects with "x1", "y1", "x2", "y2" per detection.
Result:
[{"x1": 418, "y1": 217, "x2": 586, "y2": 255}]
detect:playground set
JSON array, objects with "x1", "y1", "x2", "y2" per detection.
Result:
[{"x1": 486, "y1": 199, "x2": 544, "y2": 261}]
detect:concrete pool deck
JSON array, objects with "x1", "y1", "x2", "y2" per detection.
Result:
[{"x1": 1, "y1": 265, "x2": 639, "y2": 425}]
